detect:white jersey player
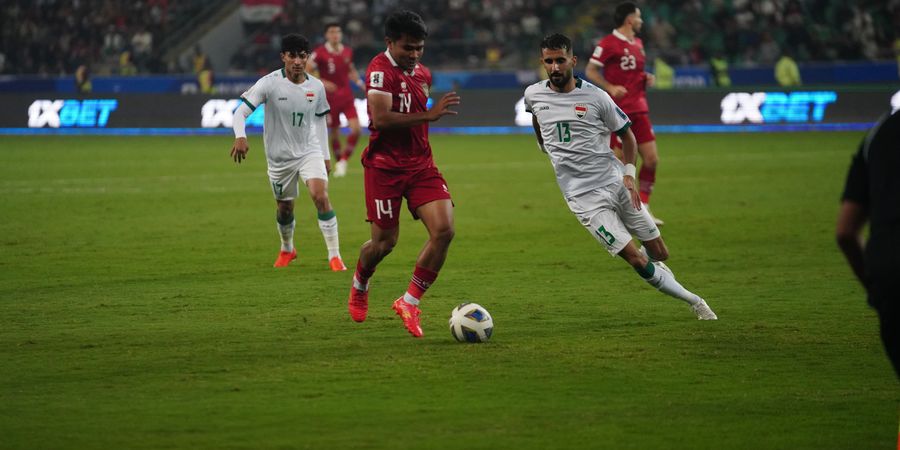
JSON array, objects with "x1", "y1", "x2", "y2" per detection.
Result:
[
  {"x1": 231, "y1": 33, "x2": 347, "y2": 271},
  {"x1": 524, "y1": 33, "x2": 716, "y2": 320}
]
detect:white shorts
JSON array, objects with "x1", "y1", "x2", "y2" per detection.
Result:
[
  {"x1": 267, "y1": 155, "x2": 328, "y2": 201},
  {"x1": 565, "y1": 183, "x2": 661, "y2": 256}
]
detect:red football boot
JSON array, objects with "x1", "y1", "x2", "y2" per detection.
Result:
[
  {"x1": 329, "y1": 256, "x2": 348, "y2": 272},
  {"x1": 273, "y1": 249, "x2": 297, "y2": 267},
  {"x1": 348, "y1": 288, "x2": 368, "y2": 322},
  {"x1": 392, "y1": 298, "x2": 423, "y2": 338}
]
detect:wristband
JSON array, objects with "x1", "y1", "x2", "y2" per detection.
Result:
[{"x1": 624, "y1": 163, "x2": 636, "y2": 178}]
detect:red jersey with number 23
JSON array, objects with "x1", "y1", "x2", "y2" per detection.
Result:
[
  {"x1": 362, "y1": 50, "x2": 433, "y2": 171},
  {"x1": 590, "y1": 30, "x2": 648, "y2": 114}
]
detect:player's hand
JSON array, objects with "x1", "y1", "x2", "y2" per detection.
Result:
[
  {"x1": 623, "y1": 175, "x2": 641, "y2": 210},
  {"x1": 645, "y1": 73, "x2": 655, "y2": 88},
  {"x1": 427, "y1": 92, "x2": 460, "y2": 122},
  {"x1": 231, "y1": 137, "x2": 249, "y2": 164},
  {"x1": 609, "y1": 85, "x2": 627, "y2": 98},
  {"x1": 324, "y1": 159, "x2": 332, "y2": 173}
]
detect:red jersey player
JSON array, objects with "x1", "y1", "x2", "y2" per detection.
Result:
[
  {"x1": 585, "y1": 2, "x2": 664, "y2": 225},
  {"x1": 307, "y1": 23, "x2": 365, "y2": 178},
  {"x1": 346, "y1": 10, "x2": 461, "y2": 338}
]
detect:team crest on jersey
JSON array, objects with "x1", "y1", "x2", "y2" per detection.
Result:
[
  {"x1": 306, "y1": 91, "x2": 315, "y2": 102},
  {"x1": 574, "y1": 103, "x2": 588, "y2": 119},
  {"x1": 420, "y1": 83, "x2": 429, "y2": 97},
  {"x1": 401, "y1": 81, "x2": 407, "y2": 91}
]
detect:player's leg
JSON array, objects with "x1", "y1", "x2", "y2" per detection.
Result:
[
  {"x1": 391, "y1": 168, "x2": 455, "y2": 337},
  {"x1": 343, "y1": 109, "x2": 361, "y2": 160},
  {"x1": 271, "y1": 167, "x2": 300, "y2": 267},
  {"x1": 348, "y1": 166, "x2": 403, "y2": 322},
  {"x1": 616, "y1": 186, "x2": 716, "y2": 319},
  {"x1": 632, "y1": 114, "x2": 664, "y2": 225},
  {"x1": 326, "y1": 111, "x2": 344, "y2": 173},
  {"x1": 300, "y1": 155, "x2": 345, "y2": 271}
]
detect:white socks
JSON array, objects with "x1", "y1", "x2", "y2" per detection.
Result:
[
  {"x1": 277, "y1": 219, "x2": 295, "y2": 252},
  {"x1": 645, "y1": 264, "x2": 701, "y2": 306},
  {"x1": 317, "y1": 214, "x2": 341, "y2": 259}
]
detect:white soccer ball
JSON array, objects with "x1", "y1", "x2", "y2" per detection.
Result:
[{"x1": 449, "y1": 303, "x2": 493, "y2": 343}]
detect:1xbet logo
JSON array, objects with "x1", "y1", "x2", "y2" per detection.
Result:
[
  {"x1": 28, "y1": 99, "x2": 118, "y2": 127},
  {"x1": 720, "y1": 91, "x2": 837, "y2": 124}
]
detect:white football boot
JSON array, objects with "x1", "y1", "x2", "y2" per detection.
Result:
[
  {"x1": 691, "y1": 298, "x2": 718, "y2": 320},
  {"x1": 334, "y1": 159, "x2": 348, "y2": 178},
  {"x1": 643, "y1": 203, "x2": 665, "y2": 226}
]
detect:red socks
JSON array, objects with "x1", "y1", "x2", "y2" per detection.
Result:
[
  {"x1": 406, "y1": 265, "x2": 438, "y2": 301},
  {"x1": 639, "y1": 165, "x2": 656, "y2": 204}
]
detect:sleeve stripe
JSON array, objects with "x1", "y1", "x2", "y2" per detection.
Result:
[
  {"x1": 614, "y1": 121, "x2": 632, "y2": 137},
  {"x1": 367, "y1": 90, "x2": 392, "y2": 97},
  {"x1": 240, "y1": 97, "x2": 257, "y2": 112},
  {"x1": 588, "y1": 59, "x2": 604, "y2": 67},
  {"x1": 315, "y1": 109, "x2": 331, "y2": 117}
]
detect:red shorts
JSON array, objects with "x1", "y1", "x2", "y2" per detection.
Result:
[
  {"x1": 610, "y1": 112, "x2": 655, "y2": 148},
  {"x1": 326, "y1": 92, "x2": 358, "y2": 128},
  {"x1": 364, "y1": 165, "x2": 452, "y2": 229}
]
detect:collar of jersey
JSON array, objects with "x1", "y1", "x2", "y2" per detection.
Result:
[
  {"x1": 281, "y1": 68, "x2": 310, "y2": 84},
  {"x1": 384, "y1": 49, "x2": 417, "y2": 76},
  {"x1": 613, "y1": 29, "x2": 635, "y2": 43},
  {"x1": 545, "y1": 77, "x2": 583, "y2": 90}
]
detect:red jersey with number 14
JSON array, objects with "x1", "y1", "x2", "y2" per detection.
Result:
[
  {"x1": 362, "y1": 50, "x2": 433, "y2": 171},
  {"x1": 590, "y1": 29, "x2": 649, "y2": 114}
]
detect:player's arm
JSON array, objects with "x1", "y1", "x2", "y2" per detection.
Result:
[
  {"x1": 314, "y1": 111, "x2": 331, "y2": 171},
  {"x1": 367, "y1": 90, "x2": 459, "y2": 130},
  {"x1": 836, "y1": 200, "x2": 867, "y2": 287},
  {"x1": 836, "y1": 148, "x2": 869, "y2": 287},
  {"x1": 585, "y1": 60, "x2": 627, "y2": 98},
  {"x1": 349, "y1": 64, "x2": 365, "y2": 91},
  {"x1": 617, "y1": 124, "x2": 640, "y2": 210},
  {"x1": 531, "y1": 115, "x2": 546, "y2": 153},
  {"x1": 230, "y1": 100, "x2": 253, "y2": 164}
]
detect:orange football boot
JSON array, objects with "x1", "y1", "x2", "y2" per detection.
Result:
[
  {"x1": 273, "y1": 249, "x2": 297, "y2": 267},
  {"x1": 348, "y1": 288, "x2": 368, "y2": 322},
  {"x1": 392, "y1": 298, "x2": 423, "y2": 337},
  {"x1": 329, "y1": 256, "x2": 347, "y2": 272}
]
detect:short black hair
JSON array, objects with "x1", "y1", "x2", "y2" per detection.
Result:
[
  {"x1": 614, "y1": 2, "x2": 638, "y2": 28},
  {"x1": 540, "y1": 33, "x2": 573, "y2": 54},
  {"x1": 324, "y1": 22, "x2": 341, "y2": 33},
  {"x1": 384, "y1": 10, "x2": 428, "y2": 41},
  {"x1": 281, "y1": 34, "x2": 310, "y2": 54}
]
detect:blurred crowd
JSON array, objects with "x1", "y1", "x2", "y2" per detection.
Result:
[
  {"x1": 0, "y1": 0, "x2": 209, "y2": 76},
  {"x1": 1, "y1": 0, "x2": 897, "y2": 76}
]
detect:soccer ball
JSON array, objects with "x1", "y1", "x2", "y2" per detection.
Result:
[{"x1": 449, "y1": 303, "x2": 493, "y2": 343}]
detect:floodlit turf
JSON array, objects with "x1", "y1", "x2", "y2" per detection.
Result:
[{"x1": 0, "y1": 132, "x2": 896, "y2": 449}]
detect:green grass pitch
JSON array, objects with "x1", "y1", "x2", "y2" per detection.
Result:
[{"x1": 1, "y1": 132, "x2": 896, "y2": 449}]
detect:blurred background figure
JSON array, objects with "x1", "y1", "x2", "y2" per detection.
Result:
[{"x1": 775, "y1": 49, "x2": 803, "y2": 87}]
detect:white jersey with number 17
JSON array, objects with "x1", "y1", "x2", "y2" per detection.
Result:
[
  {"x1": 524, "y1": 78, "x2": 631, "y2": 198},
  {"x1": 240, "y1": 69, "x2": 331, "y2": 171}
]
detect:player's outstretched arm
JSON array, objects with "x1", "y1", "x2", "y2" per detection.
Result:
[{"x1": 367, "y1": 91, "x2": 459, "y2": 130}]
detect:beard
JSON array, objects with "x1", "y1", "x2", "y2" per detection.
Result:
[{"x1": 549, "y1": 70, "x2": 571, "y2": 89}]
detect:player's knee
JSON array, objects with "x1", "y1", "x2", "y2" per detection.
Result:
[
  {"x1": 430, "y1": 225, "x2": 454, "y2": 246},
  {"x1": 373, "y1": 237, "x2": 397, "y2": 255},
  {"x1": 642, "y1": 153, "x2": 658, "y2": 168},
  {"x1": 653, "y1": 247, "x2": 669, "y2": 261},
  {"x1": 311, "y1": 192, "x2": 329, "y2": 210}
]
